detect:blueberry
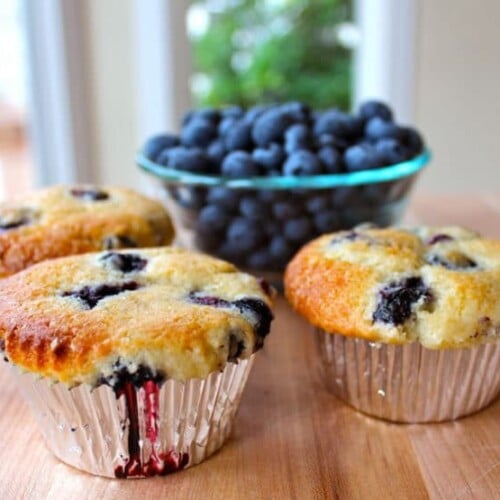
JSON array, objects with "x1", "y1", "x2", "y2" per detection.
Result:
[
  {"x1": 228, "y1": 333, "x2": 246, "y2": 362},
  {"x1": 258, "y1": 189, "x2": 285, "y2": 204},
  {"x1": 426, "y1": 253, "x2": 477, "y2": 270},
  {"x1": 427, "y1": 234, "x2": 454, "y2": 245},
  {"x1": 99, "y1": 362, "x2": 165, "y2": 391},
  {"x1": 265, "y1": 219, "x2": 280, "y2": 237},
  {"x1": 181, "y1": 118, "x2": 217, "y2": 148},
  {"x1": 222, "y1": 151, "x2": 260, "y2": 178},
  {"x1": 142, "y1": 134, "x2": 179, "y2": 161},
  {"x1": 227, "y1": 217, "x2": 265, "y2": 251},
  {"x1": 70, "y1": 188, "x2": 109, "y2": 201},
  {"x1": 280, "y1": 101, "x2": 310, "y2": 122},
  {"x1": 362, "y1": 183, "x2": 392, "y2": 204},
  {"x1": 283, "y1": 216, "x2": 314, "y2": 242},
  {"x1": 359, "y1": 100, "x2": 393, "y2": 122},
  {"x1": 0, "y1": 212, "x2": 30, "y2": 231},
  {"x1": 62, "y1": 281, "x2": 141, "y2": 309},
  {"x1": 182, "y1": 109, "x2": 195, "y2": 126},
  {"x1": 283, "y1": 150, "x2": 323, "y2": 176},
  {"x1": 373, "y1": 277, "x2": 433, "y2": 326},
  {"x1": 222, "y1": 105, "x2": 244, "y2": 119},
  {"x1": 272, "y1": 201, "x2": 302, "y2": 220},
  {"x1": 344, "y1": 144, "x2": 381, "y2": 172},
  {"x1": 102, "y1": 253, "x2": 148, "y2": 273},
  {"x1": 244, "y1": 104, "x2": 271, "y2": 124},
  {"x1": 365, "y1": 117, "x2": 403, "y2": 141},
  {"x1": 239, "y1": 196, "x2": 270, "y2": 220},
  {"x1": 224, "y1": 120, "x2": 253, "y2": 151},
  {"x1": 206, "y1": 140, "x2": 226, "y2": 167},
  {"x1": 252, "y1": 109, "x2": 292, "y2": 147},
  {"x1": 331, "y1": 186, "x2": 362, "y2": 207},
  {"x1": 318, "y1": 146, "x2": 343, "y2": 173},
  {"x1": 196, "y1": 108, "x2": 220, "y2": 123},
  {"x1": 314, "y1": 110, "x2": 363, "y2": 138},
  {"x1": 218, "y1": 117, "x2": 237, "y2": 137},
  {"x1": 197, "y1": 204, "x2": 230, "y2": 232},
  {"x1": 400, "y1": 127, "x2": 424, "y2": 156},
  {"x1": 269, "y1": 235, "x2": 295, "y2": 261},
  {"x1": 252, "y1": 144, "x2": 285, "y2": 170},
  {"x1": 233, "y1": 298, "x2": 274, "y2": 340},
  {"x1": 314, "y1": 210, "x2": 341, "y2": 233},
  {"x1": 164, "y1": 146, "x2": 211, "y2": 173},
  {"x1": 284, "y1": 124, "x2": 312, "y2": 154},
  {"x1": 246, "y1": 248, "x2": 274, "y2": 269},
  {"x1": 207, "y1": 187, "x2": 241, "y2": 212},
  {"x1": 375, "y1": 138, "x2": 409, "y2": 165},
  {"x1": 305, "y1": 193, "x2": 330, "y2": 214},
  {"x1": 316, "y1": 133, "x2": 350, "y2": 151}
]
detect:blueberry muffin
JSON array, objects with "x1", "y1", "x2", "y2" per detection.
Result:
[
  {"x1": 285, "y1": 225, "x2": 500, "y2": 422},
  {"x1": 0, "y1": 248, "x2": 274, "y2": 477},
  {"x1": 0, "y1": 185, "x2": 174, "y2": 277}
]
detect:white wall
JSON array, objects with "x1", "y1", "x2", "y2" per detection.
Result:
[{"x1": 414, "y1": 0, "x2": 500, "y2": 193}]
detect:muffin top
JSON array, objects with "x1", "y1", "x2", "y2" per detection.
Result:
[
  {"x1": 0, "y1": 248, "x2": 274, "y2": 386},
  {"x1": 0, "y1": 185, "x2": 174, "y2": 277},
  {"x1": 285, "y1": 225, "x2": 500, "y2": 348}
]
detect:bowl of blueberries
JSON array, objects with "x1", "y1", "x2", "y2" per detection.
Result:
[{"x1": 138, "y1": 100, "x2": 430, "y2": 284}]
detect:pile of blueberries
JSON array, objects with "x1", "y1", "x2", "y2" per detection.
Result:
[{"x1": 141, "y1": 100, "x2": 426, "y2": 271}]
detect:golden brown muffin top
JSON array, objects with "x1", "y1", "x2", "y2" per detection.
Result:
[
  {"x1": 0, "y1": 247, "x2": 274, "y2": 386},
  {"x1": 0, "y1": 185, "x2": 174, "y2": 277},
  {"x1": 285, "y1": 225, "x2": 500, "y2": 348}
]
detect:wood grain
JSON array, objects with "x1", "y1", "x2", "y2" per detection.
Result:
[{"x1": 0, "y1": 194, "x2": 499, "y2": 499}]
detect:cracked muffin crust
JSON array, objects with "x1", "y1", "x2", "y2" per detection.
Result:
[
  {"x1": 0, "y1": 247, "x2": 274, "y2": 385},
  {"x1": 284, "y1": 225, "x2": 500, "y2": 348},
  {"x1": 0, "y1": 185, "x2": 174, "y2": 277}
]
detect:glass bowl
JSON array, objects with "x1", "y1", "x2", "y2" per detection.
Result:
[{"x1": 137, "y1": 150, "x2": 430, "y2": 284}]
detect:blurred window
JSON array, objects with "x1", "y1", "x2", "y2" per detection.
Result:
[{"x1": 187, "y1": 0, "x2": 355, "y2": 109}]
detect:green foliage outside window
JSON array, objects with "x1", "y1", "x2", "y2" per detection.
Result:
[{"x1": 190, "y1": 0, "x2": 354, "y2": 110}]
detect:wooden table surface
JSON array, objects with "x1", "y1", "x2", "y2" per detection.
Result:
[{"x1": 1, "y1": 194, "x2": 499, "y2": 499}]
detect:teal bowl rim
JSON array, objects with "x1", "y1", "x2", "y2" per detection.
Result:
[{"x1": 137, "y1": 149, "x2": 431, "y2": 190}]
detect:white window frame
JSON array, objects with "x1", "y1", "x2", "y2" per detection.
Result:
[
  {"x1": 132, "y1": 0, "x2": 192, "y2": 143},
  {"x1": 354, "y1": 0, "x2": 418, "y2": 123},
  {"x1": 22, "y1": 0, "x2": 94, "y2": 185}
]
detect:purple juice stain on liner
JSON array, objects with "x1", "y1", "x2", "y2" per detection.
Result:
[{"x1": 101, "y1": 364, "x2": 188, "y2": 478}]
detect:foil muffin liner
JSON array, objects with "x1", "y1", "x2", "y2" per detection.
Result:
[
  {"x1": 314, "y1": 329, "x2": 500, "y2": 423},
  {"x1": 13, "y1": 357, "x2": 254, "y2": 478}
]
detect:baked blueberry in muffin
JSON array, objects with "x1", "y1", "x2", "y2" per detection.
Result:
[{"x1": 0, "y1": 185, "x2": 174, "y2": 277}]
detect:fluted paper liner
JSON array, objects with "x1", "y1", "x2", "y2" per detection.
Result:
[
  {"x1": 315, "y1": 330, "x2": 500, "y2": 423},
  {"x1": 13, "y1": 357, "x2": 254, "y2": 478}
]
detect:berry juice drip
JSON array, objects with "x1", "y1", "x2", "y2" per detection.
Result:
[
  {"x1": 114, "y1": 382, "x2": 142, "y2": 478},
  {"x1": 114, "y1": 379, "x2": 189, "y2": 478}
]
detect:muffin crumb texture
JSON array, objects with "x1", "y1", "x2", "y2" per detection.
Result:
[
  {"x1": 285, "y1": 225, "x2": 500, "y2": 348},
  {"x1": 0, "y1": 248, "x2": 274, "y2": 385}
]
